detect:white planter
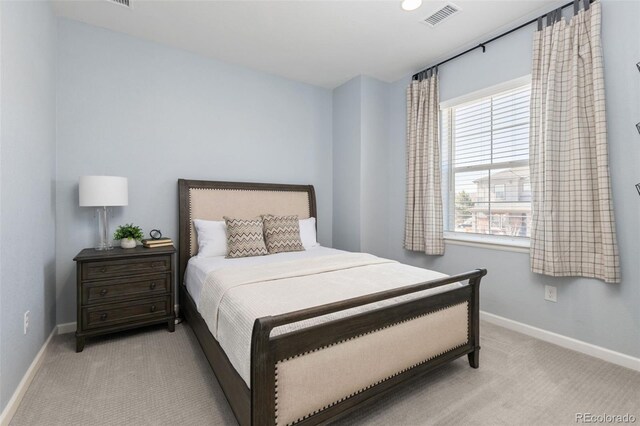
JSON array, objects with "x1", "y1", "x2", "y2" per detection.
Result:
[{"x1": 120, "y1": 238, "x2": 137, "y2": 249}]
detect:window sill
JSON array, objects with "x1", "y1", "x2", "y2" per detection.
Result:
[{"x1": 444, "y1": 232, "x2": 530, "y2": 253}]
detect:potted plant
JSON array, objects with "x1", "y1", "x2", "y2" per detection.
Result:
[{"x1": 113, "y1": 223, "x2": 144, "y2": 249}]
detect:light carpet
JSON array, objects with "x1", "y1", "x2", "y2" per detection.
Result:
[{"x1": 10, "y1": 321, "x2": 640, "y2": 425}]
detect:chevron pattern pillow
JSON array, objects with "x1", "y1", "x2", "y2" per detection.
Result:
[
  {"x1": 223, "y1": 217, "x2": 268, "y2": 258},
  {"x1": 262, "y1": 215, "x2": 305, "y2": 254}
]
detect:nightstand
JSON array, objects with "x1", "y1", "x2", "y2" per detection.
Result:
[{"x1": 73, "y1": 245, "x2": 176, "y2": 352}]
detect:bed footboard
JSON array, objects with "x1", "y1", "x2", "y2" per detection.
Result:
[{"x1": 251, "y1": 269, "x2": 486, "y2": 426}]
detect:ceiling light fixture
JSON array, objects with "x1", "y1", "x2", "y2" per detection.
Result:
[{"x1": 401, "y1": 0, "x2": 422, "y2": 11}]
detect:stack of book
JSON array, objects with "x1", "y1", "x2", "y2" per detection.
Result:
[{"x1": 142, "y1": 237, "x2": 173, "y2": 248}]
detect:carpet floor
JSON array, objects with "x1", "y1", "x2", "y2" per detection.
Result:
[{"x1": 10, "y1": 321, "x2": 640, "y2": 425}]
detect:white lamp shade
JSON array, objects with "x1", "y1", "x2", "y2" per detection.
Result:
[{"x1": 79, "y1": 176, "x2": 128, "y2": 207}]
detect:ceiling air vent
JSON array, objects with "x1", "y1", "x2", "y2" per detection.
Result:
[
  {"x1": 106, "y1": 0, "x2": 131, "y2": 8},
  {"x1": 423, "y1": 3, "x2": 460, "y2": 27}
]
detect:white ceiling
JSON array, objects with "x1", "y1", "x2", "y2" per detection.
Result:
[{"x1": 53, "y1": 0, "x2": 563, "y2": 89}]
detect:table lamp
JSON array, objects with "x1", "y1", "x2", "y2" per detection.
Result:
[{"x1": 79, "y1": 176, "x2": 128, "y2": 250}]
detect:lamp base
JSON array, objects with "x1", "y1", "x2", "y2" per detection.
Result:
[
  {"x1": 95, "y1": 207, "x2": 114, "y2": 251},
  {"x1": 95, "y1": 243, "x2": 114, "y2": 251}
]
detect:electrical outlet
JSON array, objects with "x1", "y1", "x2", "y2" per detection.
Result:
[
  {"x1": 24, "y1": 310, "x2": 30, "y2": 334},
  {"x1": 544, "y1": 285, "x2": 557, "y2": 302}
]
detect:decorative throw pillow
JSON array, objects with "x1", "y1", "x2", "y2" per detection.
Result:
[
  {"x1": 223, "y1": 217, "x2": 268, "y2": 258},
  {"x1": 262, "y1": 215, "x2": 305, "y2": 254}
]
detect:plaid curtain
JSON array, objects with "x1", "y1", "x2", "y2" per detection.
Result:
[
  {"x1": 530, "y1": 1, "x2": 620, "y2": 283},
  {"x1": 404, "y1": 72, "x2": 444, "y2": 255}
]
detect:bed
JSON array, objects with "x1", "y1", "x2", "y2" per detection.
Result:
[{"x1": 178, "y1": 179, "x2": 486, "y2": 426}]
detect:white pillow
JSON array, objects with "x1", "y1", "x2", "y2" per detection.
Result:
[
  {"x1": 299, "y1": 217, "x2": 319, "y2": 249},
  {"x1": 193, "y1": 219, "x2": 227, "y2": 258}
]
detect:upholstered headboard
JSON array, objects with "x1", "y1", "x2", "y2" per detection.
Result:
[{"x1": 177, "y1": 179, "x2": 317, "y2": 285}]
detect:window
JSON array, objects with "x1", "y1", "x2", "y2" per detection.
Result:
[{"x1": 442, "y1": 82, "x2": 531, "y2": 239}]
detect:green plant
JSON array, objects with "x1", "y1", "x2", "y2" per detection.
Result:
[
  {"x1": 455, "y1": 191, "x2": 474, "y2": 224},
  {"x1": 113, "y1": 223, "x2": 144, "y2": 241}
]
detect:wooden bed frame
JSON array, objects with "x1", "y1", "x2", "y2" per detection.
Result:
[{"x1": 178, "y1": 179, "x2": 486, "y2": 426}]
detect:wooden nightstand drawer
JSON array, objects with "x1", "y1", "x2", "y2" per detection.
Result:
[
  {"x1": 82, "y1": 296, "x2": 170, "y2": 330},
  {"x1": 82, "y1": 255, "x2": 170, "y2": 280},
  {"x1": 82, "y1": 273, "x2": 170, "y2": 305}
]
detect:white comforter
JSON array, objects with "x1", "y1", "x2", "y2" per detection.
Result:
[{"x1": 194, "y1": 252, "x2": 462, "y2": 387}]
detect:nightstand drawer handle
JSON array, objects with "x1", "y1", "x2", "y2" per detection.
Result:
[
  {"x1": 100, "y1": 267, "x2": 107, "y2": 273},
  {"x1": 100, "y1": 313, "x2": 108, "y2": 321},
  {"x1": 150, "y1": 282, "x2": 157, "y2": 290},
  {"x1": 151, "y1": 262, "x2": 162, "y2": 268},
  {"x1": 150, "y1": 305, "x2": 157, "y2": 313},
  {"x1": 99, "y1": 289, "x2": 108, "y2": 296}
]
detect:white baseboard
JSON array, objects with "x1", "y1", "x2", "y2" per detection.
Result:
[
  {"x1": 56, "y1": 322, "x2": 77, "y2": 335},
  {"x1": 0, "y1": 328, "x2": 56, "y2": 426},
  {"x1": 480, "y1": 311, "x2": 640, "y2": 372}
]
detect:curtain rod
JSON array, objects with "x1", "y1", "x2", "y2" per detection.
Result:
[{"x1": 411, "y1": 0, "x2": 595, "y2": 81}]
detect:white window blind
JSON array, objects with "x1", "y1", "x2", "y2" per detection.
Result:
[{"x1": 442, "y1": 84, "x2": 531, "y2": 238}]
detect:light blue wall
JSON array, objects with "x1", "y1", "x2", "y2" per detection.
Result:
[
  {"x1": 380, "y1": 0, "x2": 640, "y2": 358},
  {"x1": 332, "y1": 75, "x2": 391, "y2": 256},
  {"x1": 360, "y1": 76, "x2": 391, "y2": 257},
  {"x1": 55, "y1": 19, "x2": 333, "y2": 324},
  {"x1": 332, "y1": 77, "x2": 362, "y2": 252},
  {"x1": 0, "y1": 0, "x2": 57, "y2": 411}
]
